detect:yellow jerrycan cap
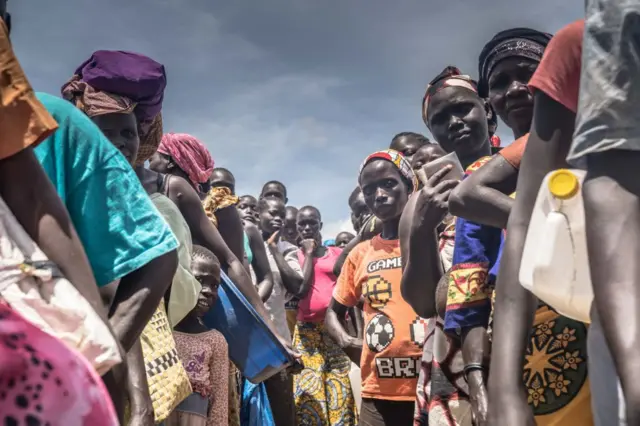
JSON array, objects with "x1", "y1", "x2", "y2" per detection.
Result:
[{"x1": 548, "y1": 169, "x2": 579, "y2": 200}]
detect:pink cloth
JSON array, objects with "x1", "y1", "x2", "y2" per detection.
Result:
[
  {"x1": 0, "y1": 301, "x2": 118, "y2": 426},
  {"x1": 158, "y1": 133, "x2": 214, "y2": 188},
  {"x1": 296, "y1": 246, "x2": 342, "y2": 323}
]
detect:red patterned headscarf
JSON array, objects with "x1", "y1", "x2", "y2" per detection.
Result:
[
  {"x1": 158, "y1": 133, "x2": 214, "y2": 189},
  {"x1": 422, "y1": 66, "x2": 478, "y2": 128},
  {"x1": 359, "y1": 149, "x2": 418, "y2": 193}
]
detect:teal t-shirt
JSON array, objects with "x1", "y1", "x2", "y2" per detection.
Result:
[{"x1": 34, "y1": 92, "x2": 178, "y2": 287}]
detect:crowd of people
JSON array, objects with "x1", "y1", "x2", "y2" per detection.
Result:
[{"x1": 0, "y1": 0, "x2": 636, "y2": 424}]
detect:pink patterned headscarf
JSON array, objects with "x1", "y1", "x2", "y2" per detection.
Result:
[{"x1": 158, "y1": 133, "x2": 214, "y2": 188}]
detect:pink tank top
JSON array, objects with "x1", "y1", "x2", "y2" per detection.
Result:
[{"x1": 296, "y1": 246, "x2": 342, "y2": 322}]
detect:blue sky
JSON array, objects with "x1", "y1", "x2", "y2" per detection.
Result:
[{"x1": 12, "y1": 0, "x2": 582, "y2": 237}]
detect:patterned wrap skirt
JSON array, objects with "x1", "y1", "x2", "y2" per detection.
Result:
[{"x1": 293, "y1": 321, "x2": 358, "y2": 425}]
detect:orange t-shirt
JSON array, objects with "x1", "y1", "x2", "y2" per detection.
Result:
[
  {"x1": 528, "y1": 20, "x2": 584, "y2": 114},
  {"x1": 334, "y1": 235, "x2": 423, "y2": 401}
]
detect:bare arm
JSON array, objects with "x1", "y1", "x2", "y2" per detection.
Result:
[
  {"x1": 325, "y1": 299, "x2": 362, "y2": 365},
  {"x1": 0, "y1": 148, "x2": 107, "y2": 318},
  {"x1": 399, "y1": 194, "x2": 441, "y2": 319},
  {"x1": 109, "y1": 251, "x2": 177, "y2": 351},
  {"x1": 283, "y1": 246, "x2": 315, "y2": 299},
  {"x1": 400, "y1": 168, "x2": 458, "y2": 318},
  {"x1": 125, "y1": 339, "x2": 154, "y2": 426},
  {"x1": 245, "y1": 224, "x2": 274, "y2": 302},
  {"x1": 488, "y1": 92, "x2": 574, "y2": 411},
  {"x1": 214, "y1": 205, "x2": 246, "y2": 265},
  {"x1": 448, "y1": 156, "x2": 518, "y2": 229},
  {"x1": 268, "y1": 244, "x2": 304, "y2": 294},
  {"x1": 166, "y1": 177, "x2": 283, "y2": 339}
]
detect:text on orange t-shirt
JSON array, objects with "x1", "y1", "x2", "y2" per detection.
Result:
[{"x1": 333, "y1": 235, "x2": 424, "y2": 401}]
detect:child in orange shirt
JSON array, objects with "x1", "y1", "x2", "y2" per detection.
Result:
[{"x1": 326, "y1": 150, "x2": 425, "y2": 426}]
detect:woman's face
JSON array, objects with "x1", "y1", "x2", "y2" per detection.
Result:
[
  {"x1": 237, "y1": 195, "x2": 259, "y2": 225},
  {"x1": 192, "y1": 257, "x2": 221, "y2": 317},
  {"x1": 359, "y1": 160, "x2": 409, "y2": 222},
  {"x1": 411, "y1": 144, "x2": 447, "y2": 174},
  {"x1": 259, "y1": 199, "x2": 285, "y2": 234},
  {"x1": 149, "y1": 152, "x2": 172, "y2": 174},
  {"x1": 296, "y1": 208, "x2": 322, "y2": 242},
  {"x1": 389, "y1": 136, "x2": 424, "y2": 164},
  {"x1": 488, "y1": 57, "x2": 538, "y2": 132},
  {"x1": 427, "y1": 86, "x2": 490, "y2": 161},
  {"x1": 92, "y1": 112, "x2": 140, "y2": 165}
]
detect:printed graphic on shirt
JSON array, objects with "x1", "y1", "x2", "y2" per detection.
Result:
[
  {"x1": 375, "y1": 356, "x2": 421, "y2": 379},
  {"x1": 366, "y1": 256, "x2": 402, "y2": 273},
  {"x1": 366, "y1": 313, "x2": 395, "y2": 353},
  {"x1": 363, "y1": 275, "x2": 393, "y2": 309},
  {"x1": 409, "y1": 317, "x2": 429, "y2": 348}
]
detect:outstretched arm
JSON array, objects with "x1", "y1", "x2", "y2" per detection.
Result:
[{"x1": 448, "y1": 155, "x2": 518, "y2": 229}]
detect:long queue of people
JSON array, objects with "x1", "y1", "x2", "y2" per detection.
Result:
[{"x1": 0, "y1": 0, "x2": 635, "y2": 424}]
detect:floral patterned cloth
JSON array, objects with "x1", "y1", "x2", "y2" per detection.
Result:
[
  {"x1": 202, "y1": 187, "x2": 239, "y2": 228},
  {"x1": 293, "y1": 322, "x2": 357, "y2": 425}
]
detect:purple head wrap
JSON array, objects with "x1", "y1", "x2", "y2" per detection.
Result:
[{"x1": 72, "y1": 50, "x2": 166, "y2": 122}]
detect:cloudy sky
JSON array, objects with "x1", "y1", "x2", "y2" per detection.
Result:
[{"x1": 12, "y1": 0, "x2": 582, "y2": 237}]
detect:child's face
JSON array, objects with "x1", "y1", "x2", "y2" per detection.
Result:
[{"x1": 192, "y1": 257, "x2": 221, "y2": 317}]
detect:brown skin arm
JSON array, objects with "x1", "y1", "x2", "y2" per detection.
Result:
[
  {"x1": 280, "y1": 245, "x2": 315, "y2": 299},
  {"x1": 125, "y1": 339, "x2": 154, "y2": 426},
  {"x1": 214, "y1": 205, "x2": 246, "y2": 264},
  {"x1": 487, "y1": 92, "x2": 574, "y2": 426},
  {"x1": 245, "y1": 224, "x2": 274, "y2": 302},
  {"x1": 448, "y1": 156, "x2": 518, "y2": 229},
  {"x1": 0, "y1": 148, "x2": 108, "y2": 319},
  {"x1": 268, "y1": 244, "x2": 304, "y2": 294},
  {"x1": 165, "y1": 176, "x2": 285, "y2": 340},
  {"x1": 325, "y1": 298, "x2": 362, "y2": 365},
  {"x1": 399, "y1": 194, "x2": 441, "y2": 319},
  {"x1": 108, "y1": 250, "x2": 177, "y2": 351}
]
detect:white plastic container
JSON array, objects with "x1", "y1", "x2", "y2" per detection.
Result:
[{"x1": 519, "y1": 169, "x2": 593, "y2": 323}]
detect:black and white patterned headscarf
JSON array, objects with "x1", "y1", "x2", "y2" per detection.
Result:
[{"x1": 478, "y1": 28, "x2": 552, "y2": 97}]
